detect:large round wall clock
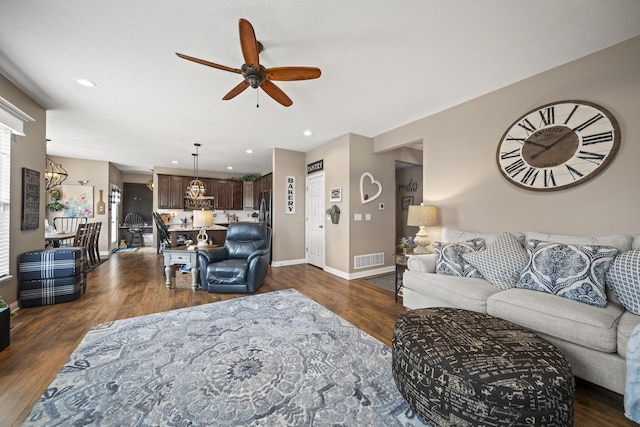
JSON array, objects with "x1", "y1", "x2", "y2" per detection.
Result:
[{"x1": 496, "y1": 100, "x2": 620, "y2": 191}]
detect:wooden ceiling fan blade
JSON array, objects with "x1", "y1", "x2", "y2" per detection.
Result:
[
  {"x1": 223, "y1": 80, "x2": 250, "y2": 100},
  {"x1": 176, "y1": 53, "x2": 242, "y2": 74},
  {"x1": 266, "y1": 67, "x2": 322, "y2": 81},
  {"x1": 239, "y1": 19, "x2": 260, "y2": 70},
  {"x1": 261, "y1": 81, "x2": 293, "y2": 107}
]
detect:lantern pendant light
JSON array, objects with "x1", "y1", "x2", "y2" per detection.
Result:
[
  {"x1": 187, "y1": 143, "x2": 206, "y2": 201},
  {"x1": 44, "y1": 139, "x2": 68, "y2": 191}
]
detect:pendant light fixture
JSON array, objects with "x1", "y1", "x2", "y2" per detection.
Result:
[
  {"x1": 146, "y1": 169, "x2": 154, "y2": 191},
  {"x1": 186, "y1": 143, "x2": 205, "y2": 201},
  {"x1": 44, "y1": 139, "x2": 68, "y2": 191}
]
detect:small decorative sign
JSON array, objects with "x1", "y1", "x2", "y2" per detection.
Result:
[
  {"x1": 286, "y1": 176, "x2": 295, "y2": 214},
  {"x1": 307, "y1": 159, "x2": 324, "y2": 174},
  {"x1": 21, "y1": 168, "x2": 40, "y2": 230}
]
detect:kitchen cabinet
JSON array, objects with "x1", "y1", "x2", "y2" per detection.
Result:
[
  {"x1": 243, "y1": 181, "x2": 254, "y2": 209},
  {"x1": 158, "y1": 175, "x2": 187, "y2": 209},
  {"x1": 253, "y1": 173, "x2": 273, "y2": 208},
  {"x1": 213, "y1": 180, "x2": 242, "y2": 210}
]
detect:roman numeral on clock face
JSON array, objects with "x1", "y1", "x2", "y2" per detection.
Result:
[
  {"x1": 539, "y1": 107, "x2": 555, "y2": 126},
  {"x1": 500, "y1": 149, "x2": 521, "y2": 160},
  {"x1": 517, "y1": 118, "x2": 537, "y2": 134},
  {"x1": 582, "y1": 131, "x2": 613, "y2": 145},
  {"x1": 544, "y1": 169, "x2": 556, "y2": 187},
  {"x1": 573, "y1": 113, "x2": 603, "y2": 132},
  {"x1": 577, "y1": 150, "x2": 606, "y2": 164}
]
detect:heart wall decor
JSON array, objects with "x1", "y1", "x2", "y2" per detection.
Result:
[{"x1": 360, "y1": 172, "x2": 382, "y2": 204}]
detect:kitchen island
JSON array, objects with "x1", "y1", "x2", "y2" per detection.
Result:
[{"x1": 167, "y1": 224, "x2": 228, "y2": 246}]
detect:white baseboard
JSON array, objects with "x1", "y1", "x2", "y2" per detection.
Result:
[
  {"x1": 271, "y1": 258, "x2": 307, "y2": 267},
  {"x1": 323, "y1": 265, "x2": 395, "y2": 280}
]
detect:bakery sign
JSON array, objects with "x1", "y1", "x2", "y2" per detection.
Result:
[
  {"x1": 307, "y1": 159, "x2": 323, "y2": 174},
  {"x1": 286, "y1": 176, "x2": 295, "y2": 215}
]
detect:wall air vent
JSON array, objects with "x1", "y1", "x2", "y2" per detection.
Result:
[{"x1": 354, "y1": 253, "x2": 385, "y2": 269}]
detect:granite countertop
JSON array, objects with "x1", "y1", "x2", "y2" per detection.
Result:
[{"x1": 167, "y1": 224, "x2": 228, "y2": 232}]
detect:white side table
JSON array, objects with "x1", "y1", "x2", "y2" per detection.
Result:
[{"x1": 162, "y1": 248, "x2": 200, "y2": 290}]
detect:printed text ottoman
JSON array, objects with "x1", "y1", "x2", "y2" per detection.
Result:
[{"x1": 392, "y1": 308, "x2": 574, "y2": 427}]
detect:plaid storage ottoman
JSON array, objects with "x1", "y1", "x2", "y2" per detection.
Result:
[
  {"x1": 18, "y1": 248, "x2": 87, "y2": 307},
  {"x1": 19, "y1": 274, "x2": 87, "y2": 308},
  {"x1": 392, "y1": 308, "x2": 575, "y2": 427}
]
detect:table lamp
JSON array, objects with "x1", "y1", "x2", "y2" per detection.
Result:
[
  {"x1": 407, "y1": 204, "x2": 439, "y2": 254},
  {"x1": 193, "y1": 210, "x2": 213, "y2": 247}
]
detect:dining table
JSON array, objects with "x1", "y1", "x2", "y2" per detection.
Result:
[{"x1": 45, "y1": 231, "x2": 76, "y2": 247}]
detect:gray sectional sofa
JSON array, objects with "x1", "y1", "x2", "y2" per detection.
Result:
[{"x1": 403, "y1": 228, "x2": 640, "y2": 395}]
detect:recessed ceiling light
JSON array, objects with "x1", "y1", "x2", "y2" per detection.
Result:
[
  {"x1": 227, "y1": 166, "x2": 233, "y2": 170},
  {"x1": 76, "y1": 78, "x2": 97, "y2": 87},
  {"x1": 172, "y1": 160, "x2": 179, "y2": 164},
  {"x1": 303, "y1": 130, "x2": 313, "y2": 136},
  {"x1": 246, "y1": 149, "x2": 254, "y2": 154}
]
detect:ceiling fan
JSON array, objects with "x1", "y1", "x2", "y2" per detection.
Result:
[{"x1": 176, "y1": 18, "x2": 321, "y2": 107}]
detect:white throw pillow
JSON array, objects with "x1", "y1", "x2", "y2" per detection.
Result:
[
  {"x1": 433, "y1": 238, "x2": 485, "y2": 278},
  {"x1": 463, "y1": 232, "x2": 528, "y2": 290},
  {"x1": 516, "y1": 240, "x2": 618, "y2": 308},
  {"x1": 606, "y1": 250, "x2": 640, "y2": 314}
]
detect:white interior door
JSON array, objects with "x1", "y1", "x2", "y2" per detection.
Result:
[
  {"x1": 306, "y1": 174, "x2": 325, "y2": 268},
  {"x1": 110, "y1": 185, "x2": 120, "y2": 252}
]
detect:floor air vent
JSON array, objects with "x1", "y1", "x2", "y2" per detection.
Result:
[{"x1": 354, "y1": 252, "x2": 385, "y2": 269}]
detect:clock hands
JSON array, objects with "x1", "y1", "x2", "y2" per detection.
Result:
[{"x1": 529, "y1": 128, "x2": 574, "y2": 160}]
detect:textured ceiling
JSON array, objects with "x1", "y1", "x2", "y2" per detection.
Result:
[{"x1": 1, "y1": 1, "x2": 639, "y2": 175}]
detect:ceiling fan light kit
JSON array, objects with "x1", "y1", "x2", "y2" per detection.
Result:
[{"x1": 176, "y1": 18, "x2": 321, "y2": 107}]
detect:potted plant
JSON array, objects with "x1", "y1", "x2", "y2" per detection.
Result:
[
  {"x1": 399, "y1": 236, "x2": 416, "y2": 254},
  {"x1": 326, "y1": 204, "x2": 340, "y2": 224},
  {"x1": 45, "y1": 188, "x2": 64, "y2": 212},
  {"x1": 0, "y1": 296, "x2": 13, "y2": 351}
]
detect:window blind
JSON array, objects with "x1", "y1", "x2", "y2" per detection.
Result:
[{"x1": 0, "y1": 125, "x2": 10, "y2": 278}]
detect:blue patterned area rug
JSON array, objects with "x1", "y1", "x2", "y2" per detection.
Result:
[{"x1": 23, "y1": 289, "x2": 429, "y2": 426}]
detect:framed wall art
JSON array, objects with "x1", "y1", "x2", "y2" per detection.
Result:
[
  {"x1": 61, "y1": 184, "x2": 94, "y2": 217},
  {"x1": 329, "y1": 187, "x2": 342, "y2": 202},
  {"x1": 402, "y1": 196, "x2": 414, "y2": 210},
  {"x1": 21, "y1": 168, "x2": 40, "y2": 230}
]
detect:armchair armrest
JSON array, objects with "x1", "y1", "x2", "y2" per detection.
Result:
[
  {"x1": 407, "y1": 254, "x2": 437, "y2": 273},
  {"x1": 198, "y1": 247, "x2": 228, "y2": 264},
  {"x1": 247, "y1": 248, "x2": 270, "y2": 264}
]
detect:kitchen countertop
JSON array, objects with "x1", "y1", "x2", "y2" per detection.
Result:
[{"x1": 167, "y1": 224, "x2": 228, "y2": 232}]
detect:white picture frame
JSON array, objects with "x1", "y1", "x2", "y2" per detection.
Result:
[{"x1": 329, "y1": 187, "x2": 342, "y2": 202}]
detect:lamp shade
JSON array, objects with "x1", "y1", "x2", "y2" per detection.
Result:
[
  {"x1": 407, "y1": 205, "x2": 439, "y2": 227},
  {"x1": 193, "y1": 210, "x2": 213, "y2": 228}
]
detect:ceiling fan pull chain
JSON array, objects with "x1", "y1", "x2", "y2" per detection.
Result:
[{"x1": 256, "y1": 89, "x2": 259, "y2": 108}]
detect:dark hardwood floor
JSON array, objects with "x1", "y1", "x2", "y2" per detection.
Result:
[{"x1": 0, "y1": 247, "x2": 634, "y2": 426}]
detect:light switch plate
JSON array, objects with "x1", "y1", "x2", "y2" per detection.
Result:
[
  {"x1": 354, "y1": 213, "x2": 362, "y2": 221},
  {"x1": 378, "y1": 203, "x2": 385, "y2": 210},
  {"x1": 365, "y1": 213, "x2": 371, "y2": 221}
]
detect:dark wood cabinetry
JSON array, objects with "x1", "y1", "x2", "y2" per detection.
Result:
[
  {"x1": 214, "y1": 180, "x2": 243, "y2": 210},
  {"x1": 158, "y1": 174, "x2": 268, "y2": 211},
  {"x1": 252, "y1": 173, "x2": 273, "y2": 208},
  {"x1": 158, "y1": 175, "x2": 187, "y2": 209}
]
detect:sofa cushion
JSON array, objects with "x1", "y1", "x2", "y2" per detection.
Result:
[
  {"x1": 402, "y1": 270, "x2": 500, "y2": 313},
  {"x1": 618, "y1": 311, "x2": 640, "y2": 358},
  {"x1": 406, "y1": 254, "x2": 436, "y2": 273},
  {"x1": 443, "y1": 227, "x2": 525, "y2": 246},
  {"x1": 463, "y1": 232, "x2": 528, "y2": 290},
  {"x1": 634, "y1": 235, "x2": 640, "y2": 250},
  {"x1": 606, "y1": 250, "x2": 640, "y2": 314},
  {"x1": 525, "y1": 231, "x2": 632, "y2": 253},
  {"x1": 433, "y1": 238, "x2": 485, "y2": 278},
  {"x1": 516, "y1": 240, "x2": 617, "y2": 308},
  {"x1": 487, "y1": 288, "x2": 624, "y2": 353}
]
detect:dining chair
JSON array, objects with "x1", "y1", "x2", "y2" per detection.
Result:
[
  {"x1": 124, "y1": 212, "x2": 146, "y2": 247},
  {"x1": 53, "y1": 217, "x2": 88, "y2": 246}
]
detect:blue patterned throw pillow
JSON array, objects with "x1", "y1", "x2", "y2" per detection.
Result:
[
  {"x1": 606, "y1": 250, "x2": 640, "y2": 314},
  {"x1": 463, "y1": 232, "x2": 528, "y2": 290},
  {"x1": 433, "y1": 238, "x2": 485, "y2": 278},
  {"x1": 516, "y1": 240, "x2": 618, "y2": 307}
]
